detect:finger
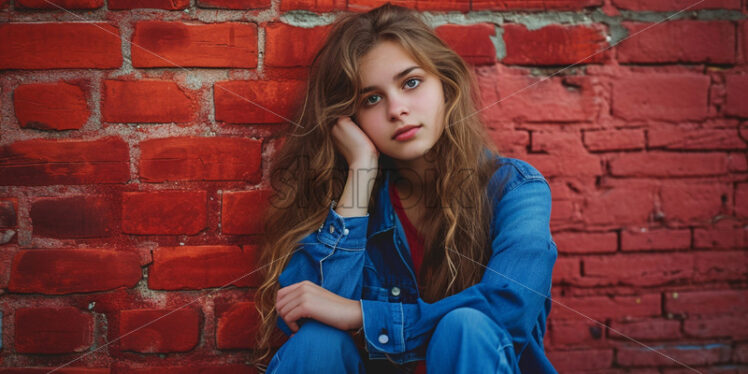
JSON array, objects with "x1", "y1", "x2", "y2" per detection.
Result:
[{"x1": 277, "y1": 295, "x2": 304, "y2": 320}]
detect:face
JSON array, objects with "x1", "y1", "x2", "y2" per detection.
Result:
[{"x1": 354, "y1": 40, "x2": 446, "y2": 166}]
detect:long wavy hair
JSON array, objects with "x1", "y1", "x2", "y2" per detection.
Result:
[{"x1": 252, "y1": 2, "x2": 506, "y2": 367}]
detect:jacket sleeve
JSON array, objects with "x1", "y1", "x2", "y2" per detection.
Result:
[
  {"x1": 275, "y1": 200, "x2": 370, "y2": 336},
  {"x1": 359, "y1": 178, "x2": 557, "y2": 354}
]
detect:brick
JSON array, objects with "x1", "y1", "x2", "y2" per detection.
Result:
[
  {"x1": 611, "y1": 0, "x2": 740, "y2": 10},
  {"x1": 616, "y1": 342, "x2": 731, "y2": 367},
  {"x1": 14, "y1": 82, "x2": 89, "y2": 130},
  {"x1": 503, "y1": 24, "x2": 608, "y2": 65},
  {"x1": 546, "y1": 349, "x2": 613, "y2": 371},
  {"x1": 618, "y1": 21, "x2": 735, "y2": 64},
  {"x1": 492, "y1": 75, "x2": 598, "y2": 122},
  {"x1": 527, "y1": 131, "x2": 603, "y2": 177},
  {"x1": 620, "y1": 228, "x2": 691, "y2": 251},
  {"x1": 280, "y1": 0, "x2": 345, "y2": 12},
  {"x1": 609, "y1": 152, "x2": 728, "y2": 177},
  {"x1": 139, "y1": 137, "x2": 262, "y2": 182},
  {"x1": 31, "y1": 195, "x2": 114, "y2": 238},
  {"x1": 119, "y1": 309, "x2": 200, "y2": 353},
  {"x1": 583, "y1": 129, "x2": 645, "y2": 152},
  {"x1": 548, "y1": 319, "x2": 605, "y2": 346},
  {"x1": 609, "y1": 319, "x2": 682, "y2": 341},
  {"x1": 736, "y1": 183, "x2": 748, "y2": 217},
  {"x1": 102, "y1": 80, "x2": 195, "y2": 123},
  {"x1": 694, "y1": 251, "x2": 748, "y2": 282},
  {"x1": 648, "y1": 128, "x2": 746, "y2": 150},
  {"x1": 472, "y1": 0, "x2": 602, "y2": 11},
  {"x1": 665, "y1": 289, "x2": 748, "y2": 316},
  {"x1": 109, "y1": 0, "x2": 188, "y2": 9},
  {"x1": 549, "y1": 294, "x2": 660, "y2": 321},
  {"x1": 485, "y1": 129, "x2": 529, "y2": 158},
  {"x1": 551, "y1": 257, "x2": 580, "y2": 284},
  {"x1": 8, "y1": 249, "x2": 141, "y2": 294},
  {"x1": 435, "y1": 23, "x2": 496, "y2": 65},
  {"x1": 694, "y1": 222, "x2": 746, "y2": 249},
  {"x1": 214, "y1": 80, "x2": 305, "y2": 124},
  {"x1": 0, "y1": 246, "x2": 16, "y2": 288},
  {"x1": 16, "y1": 0, "x2": 101, "y2": 8},
  {"x1": 0, "y1": 137, "x2": 129, "y2": 186},
  {"x1": 550, "y1": 200, "x2": 574, "y2": 222},
  {"x1": 552, "y1": 231, "x2": 617, "y2": 254},
  {"x1": 15, "y1": 307, "x2": 93, "y2": 354},
  {"x1": 0, "y1": 369, "x2": 108, "y2": 373},
  {"x1": 725, "y1": 74, "x2": 748, "y2": 118},
  {"x1": 121, "y1": 191, "x2": 207, "y2": 235},
  {"x1": 0, "y1": 23, "x2": 121, "y2": 69},
  {"x1": 684, "y1": 315, "x2": 748, "y2": 338},
  {"x1": 131, "y1": 21, "x2": 257, "y2": 68},
  {"x1": 741, "y1": 21, "x2": 748, "y2": 64},
  {"x1": 660, "y1": 181, "x2": 731, "y2": 222},
  {"x1": 221, "y1": 190, "x2": 272, "y2": 234},
  {"x1": 579, "y1": 184, "x2": 656, "y2": 226},
  {"x1": 348, "y1": 0, "x2": 470, "y2": 11},
  {"x1": 264, "y1": 23, "x2": 331, "y2": 67},
  {"x1": 216, "y1": 302, "x2": 259, "y2": 349},
  {"x1": 198, "y1": 0, "x2": 269, "y2": 9},
  {"x1": 149, "y1": 245, "x2": 261, "y2": 290},
  {"x1": 0, "y1": 199, "x2": 17, "y2": 228},
  {"x1": 612, "y1": 74, "x2": 709, "y2": 121},
  {"x1": 583, "y1": 253, "x2": 693, "y2": 287},
  {"x1": 114, "y1": 365, "x2": 253, "y2": 374},
  {"x1": 728, "y1": 152, "x2": 747, "y2": 172},
  {"x1": 735, "y1": 343, "x2": 748, "y2": 363}
]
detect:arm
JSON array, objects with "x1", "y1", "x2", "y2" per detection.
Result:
[{"x1": 359, "y1": 178, "x2": 557, "y2": 354}]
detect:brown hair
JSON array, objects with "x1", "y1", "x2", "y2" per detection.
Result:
[{"x1": 252, "y1": 2, "x2": 505, "y2": 367}]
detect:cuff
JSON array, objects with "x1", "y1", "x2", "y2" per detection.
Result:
[
  {"x1": 360, "y1": 299, "x2": 405, "y2": 354},
  {"x1": 315, "y1": 200, "x2": 369, "y2": 250}
]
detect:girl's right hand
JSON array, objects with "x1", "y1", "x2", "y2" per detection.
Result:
[{"x1": 331, "y1": 116, "x2": 379, "y2": 169}]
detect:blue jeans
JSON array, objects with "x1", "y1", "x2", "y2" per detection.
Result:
[{"x1": 266, "y1": 307, "x2": 520, "y2": 374}]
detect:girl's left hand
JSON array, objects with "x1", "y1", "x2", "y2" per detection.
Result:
[{"x1": 276, "y1": 280, "x2": 363, "y2": 333}]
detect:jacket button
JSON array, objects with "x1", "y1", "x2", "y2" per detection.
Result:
[
  {"x1": 329, "y1": 225, "x2": 335, "y2": 234},
  {"x1": 343, "y1": 228, "x2": 349, "y2": 236},
  {"x1": 390, "y1": 287, "x2": 400, "y2": 296},
  {"x1": 378, "y1": 334, "x2": 389, "y2": 344}
]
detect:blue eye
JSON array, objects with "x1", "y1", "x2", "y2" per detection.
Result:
[
  {"x1": 362, "y1": 78, "x2": 422, "y2": 107},
  {"x1": 366, "y1": 95, "x2": 381, "y2": 105},
  {"x1": 405, "y1": 78, "x2": 421, "y2": 89}
]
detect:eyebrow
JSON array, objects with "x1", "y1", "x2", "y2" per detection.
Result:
[{"x1": 360, "y1": 66, "x2": 421, "y2": 95}]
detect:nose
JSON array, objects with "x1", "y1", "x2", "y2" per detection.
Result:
[{"x1": 388, "y1": 92, "x2": 409, "y2": 122}]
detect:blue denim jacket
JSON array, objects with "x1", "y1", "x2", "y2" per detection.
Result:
[{"x1": 276, "y1": 155, "x2": 558, "y2": 373}]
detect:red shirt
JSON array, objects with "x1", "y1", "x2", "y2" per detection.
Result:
[{"x1": 389, "y1": 181, "x2": 427, "y2": 374}]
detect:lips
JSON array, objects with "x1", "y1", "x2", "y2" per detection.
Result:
[{"x1": 392, "y1": 125, "x2": 421, "y2": 140}]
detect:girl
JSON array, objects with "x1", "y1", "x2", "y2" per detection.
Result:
[{"x1": 253, "y1": 3, "x2": 557, "y2": 373}]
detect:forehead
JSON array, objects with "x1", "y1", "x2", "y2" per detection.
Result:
[{"x1": 358, "y1": 41, "x2": 421, "y2": 82}]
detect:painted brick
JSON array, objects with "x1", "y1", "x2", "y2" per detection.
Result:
[
  {"x1": 684, "y1": 315, "x2": 748, "y2": 338},
  {"x1": 264, "y1": 23, "x2": 331, "y2": 67},
  {"x1": 214, "y1": 80, "x2": 305, "y2": 124},
  {"x1": 728, "y1": 152, "x2": 747, "y2": 172},
  {"x1": 0, "y1": 368, "x2": 108, "y2": 373},
  {"x1": 347, "y1": 0, "x2": 471, "y2": 12},
  {"x1": 110, "y1": 0, "x2": 188, "y2": 9},
  {"x1": 221, "y1": 190, "x2": 272, "y2": 234},
  {"x1": 618, "y1": 21, "x2": 735, "y2": 64},
  {"x1": 552, "y1": 231, "x2": 617, "y2": 254},
  {"x1": 549, "y1": 294, "x2": 660, "y2": 321},
  {"x1": 579, "y1": 184, "x2": 656, "y2": 226},
  {"x1": 526, "y1": 131, "x2": 603, "y2": 177},
  {"x1": 486, "y1": 129, "x2": 529, "y2": 158},
  {"x1": 665, "y1": 289, "x2": 748, "y2": 316},
  {"x1": 741, "y1": 21, "x2": 748, "y2": 64},
  {"x1": 546, "y1": 349, "x2": 613, "y2": 371},
  {"x1": 648, "y1": 128, "x2": 746, "y2": 150},
  {"x1": 0, "y1": 199, "x2": 17, "y2": 228},
  {"x1": 583, "y1": 253, "x2": 693, "y2": 286},
  {"x1": 548, "y1": 319, "x2": 605, "y2": 346},
  {"x1": 735, "y1": 343, "x2": 748, "y2": 363},
  {"x1": 612, "y1": 74, "x2": 709, "y2": 121},
  {"x1": 503, "y1": 24, "x2": 608, "y2": 65},
  {"x1": 131, "y1": 21, "x2": 257, "y2": 68},
  {"x1": 660, "y1": 181, "x2": 731, "y2": 222},
  {"x1": 198, "y1": 0, "x2": 269, "y2": 9},
  {"x1": 616, "y1": 342, "x2": 731, "y2": 367},
  {"x1": 551, "y1": 257, "x2": 580, "y2": 284},
  {"x1": 609, "y1": 152, "x2": 728, "y2": 177},
  {"x1": 725, "y1": 74, "x2": 748, "y2": 118},
  {"x1": 8, "y1": 249, "x2": 141, "y2": 294},
  {"x1": 102, "y1": 80, "x2": 195, "y2": 123},
  {"x1": 149, "y1": 245, "x2": 261, "y2": 290},
  {"x1": 14, "y1": 82, "x2": 89, "y2": 130},
  {"x1": 472, "y1": 0, "x2": 602, "y2": 11},
  {"x1": 736, "y1": 183, "x2": 748, "y2": 217},
  {"x1": 611, "y1": 0, "x2": 740, "y2": 10},
  {"x1": 694, "y1": 222, "x2": 746, "y2": 249},
  {"x1": 139, "y1": 137, "x2": 262, "y2": 182},
  {"x1": 0, "y1": 23, "x2": 121, "y2": 69},
  {"x1": 620, "y1": 228, "x2": 691, "y2": 251},
  {"x1": 280, "y1": 0, "x2": 345, "y2": 12},
  {"x1": 609, "y1": 319, "x2": 682, "y2": 341},
  {"x1": 216, "y1": 302, "x2": 259, "y2": 349},
  {"x1": 121, "y1": 191, "x2": 207, "y2": 235},
  {"x1": 15, "y1": 307, "x2": 93, "y2": 354},
  {"x1": 492, "y1": 75, "x2": 598, "y2": 123},
  {"x1": 694, "y1": 251, "x2": 748, "y2": 282},
  {"x1": 435, "y1": 23, "x2": 496, "y2": 65},
  {"x1": 0, "y1": 137, "x2": 129, "y2": 186},
  {"x1": 17, "y1": 0, "x2": 102, "y2": 8},
  {"x1": 583, "y1": 129, "x2": 645, "y2": 151},
  {"x1": 31, "y1": 195, "x2": 114, "y2": 238},
  {"x1": 114, "y1": 366, "x2": 253, "y2": 374},
  {"x1": 119, "y1": 308, "x2": 200, "y2": 353}
]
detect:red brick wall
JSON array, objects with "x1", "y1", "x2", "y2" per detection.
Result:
[{"x1": 0, "y1": 0, "x2": 746, "y2": 373}]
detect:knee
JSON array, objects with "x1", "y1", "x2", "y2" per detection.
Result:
[
  {"x1": 434, "y1": 307, "x2": 495, "y2": 337},
  {"x1": 271, "y1": 320, "x2": 360, "y2": 373}
]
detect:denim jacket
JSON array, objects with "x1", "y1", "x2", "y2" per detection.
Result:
[{"x1": 276, "y1": 155, "x2": 558, "y2": 373}]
